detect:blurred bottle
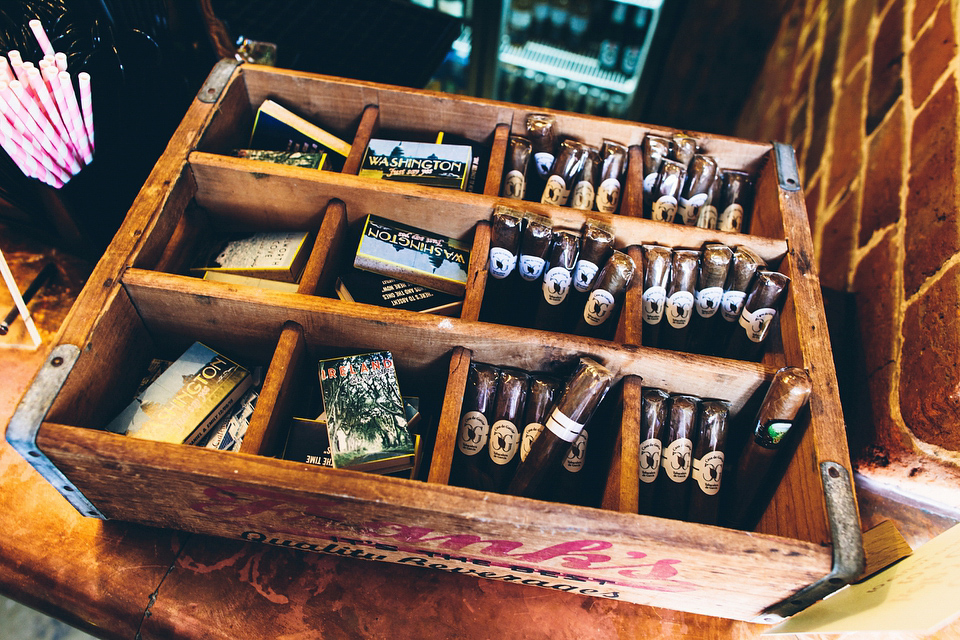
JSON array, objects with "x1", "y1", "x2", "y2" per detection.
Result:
[
  {"x1": 598, "y1": 1, "x2": 628, "y2": 72},
  {"x1": 548, "y1": 0, "x2": 571, "y2": 44},
  {"x1": 508, "y1": 0, "x2": 535, "y2": 45},
  {"x1": 608, "y1": 92, "x2": 627, "y2": 118},
  {"x1": 532, "y1": 0, "x2": 552, "y2": 40},
  {"x1": 499, "y1": 64, "x2": 523, "y2": 102},
  {"x1": 567, "y1": 0, "x2": 592, "y2": 51},
  {"x1": 620, "y1": 6, "x2": 651, "y2": 77}
]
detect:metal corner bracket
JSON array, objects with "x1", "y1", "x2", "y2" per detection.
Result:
[
  {"x1": 753, "y1": 461, "x2": 866, "y2": 624},
  {"x1": 198, "y1": 58, "x2": 240, "y2": 103},
  {"x1": 6, "y1": 344, "x2": 106, "y2": 519},
  {"x1": 773, "y1": 141, "x2": 802, "y2": 192}
]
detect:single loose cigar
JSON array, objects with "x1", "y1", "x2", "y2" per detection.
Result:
[
  {"x1": 452, "y1": 363, "x2": 501, "y2": 490},
  {"x1": 483, "y1": 368, "x2": 530, "y2": 492},
  {"x1": 695, "y1": 175, "x2": 721, "y2": 229},
  {"x1": 670, "y1": 134, "x2": 698, "y2": 168},
  {"x1": 723, "y1": 367, "x2": 812, "y2": 529},
  {"x1": 501, "y1": 135, "x2": 532, "y2": 199},
  {"x1": 534, "y1": 229, "x2": 580, "y2": 331},
  {"x1": 688, "y1": 243, "x2": 733, "y2": 354},
  {"x1": 649, "y1": 158, "x2": 687, "y2": 224},
  {"x1": 596, "y1": 140, "x2": 628, "y2": 214},
  {"x1": 638, "y1": 387, "x2": 669, "y2": 516},
  {"x1": 677, "y1": 155, "x2": 719, "y2": 226},
  {"x1": 653, "y1": 394, "x2": 699, "y2": 520},
  {"x1": 717, "y1": 170, "x2": 753, "y2": 233},
  {"x1": 575, "y1": 250, "x2": 636, "y2": 340},
  {"x1": 687, "y1": 400, "x2": 729, "y2": 525},
  {"x1": 640, "y1": 244, "x2": 672, "y2": 348},
  {"x1": 519, "y1": 376, "x2": 559, "y2": 464},
  {"x1": 724, "y1": 270, "x2": 790, "y2": 361},
  {"x1": 659, "y1": 249, "x2": 699, "y2": 352},
  {"x1": 526, "y1": 113, "x2": 558, "y2": 200},
  {"x1": 507, "y1": 357, "x2": 615, "y2": 498},
  {"x1": 570, "y1": 145, "x2": 601, "y2": 210},
  {"x1": 541, "y1": 139, "x2": 586, "y2": 207},
  {"x1": 642, "y1": 135, "x2": 671, "y2": 216}
]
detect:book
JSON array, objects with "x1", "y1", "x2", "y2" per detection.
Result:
[
  {"x1": 192, "y1": 231, "x2": 311, "y2": 283},
  {"x1": 353, "y1": 215, "x2": 470, "y2": 296},
  {"x1": 203, "y1": 270, "x2": 300, "y2": 292},
  {"x1": 234, "y1": 149, "x2": 326, "y2": 170},
  {"x1": 282, "y1": 417, "x2": 335, "y2": 467},
  {"x1": 336, "y1": 268, "x2": 462, "y2": 316},
  {"x1": 359, "y1": 138, "x2": 473, "y2": 190},
  {"x1": 203, "y1": 387, "x2": 260, "y2": 452},
  {"x1": 249, "y1": 99, "x2": 351, "y2": 171},
  {"x1": 108, "y1": 342, "x2": 252, "y2": 445},
  {"x1": 318, "y1": 351, "x2": 415, "y2": 471}
]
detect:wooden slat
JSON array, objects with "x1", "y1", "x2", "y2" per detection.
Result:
[
  {"x1": 239, "y1": 321, "x2": 307, "y2": 457},
  {"x1": 461, "y1": 221, "x2": 490, "y2": 322},
  {"x1": 342, "y1": 104, "x2": 380, "y2": 175},
  {"x1": 483, "y1": 123, "x2": 511, "y2": 196},
  {"x1": 602, "y1": 375, "x2": 642, "y2": 513},
  {"x1": 298, "y1": 199, "x2": 349, "y2": 296},
  {"x1": 427, "y1": 347, "x2": 472, "y2": 485},
  {"x1": 622, "y1": 145, "x2": 645, "y2": 218},
  {"x1": 615, "y1": 245, "x2": 645, "y2": 347}
]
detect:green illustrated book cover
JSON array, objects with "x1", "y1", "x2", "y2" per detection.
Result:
[
  {"x1": 353, "y1": 215, "x2": 469, "y2": 296},
  {"x1": 359, "y1": 138, "x2": 472, "y2": 190},
  {"x1": 317, "y1": 351, "x2": 415, "y2": 471},
  {"x1": 193, "y1": 231, "x2": 311, "y2": 283},
  {"x1": 234, "y1": 149, "x2": 326, "y2": 170},
  {"x1": 249, "y1": 99, "x2": 350, "y2": 171},
  {"x1": 336, "y1": 267, "x2": 462, "y2": 316},
  {"x1": 108, "y1": 342, "x2": 252, "y2": 445}
]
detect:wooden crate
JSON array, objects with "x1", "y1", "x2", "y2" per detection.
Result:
[{"x1": 6, "y1": 60, "x2": 867, "y2": 623}]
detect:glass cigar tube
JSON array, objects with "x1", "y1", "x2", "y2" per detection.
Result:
[
  {"x1": 653, "y1": 394, "x2": 699, "y2": 520},
  {"x1": 507, "y1": 357, "x2": 615, "y2": 498},
  {"x1": 650, "y1": 158, "x2": 686, "y2": 223},
  {"x1": 575, "y1": 250, "x2": 636, "y2": 340},
  {"x1": 481, "y1": 207, "x2": 525, "y2": 326},
  {"x1": 541, "y1": 139, "x2": 586, "y2": 206},
  {"x1": 572, "y1": 221, "x2": 615, "y2": 295},
  {"x1": 513, "y1": 214, "x2": 554, "y2": 326},
  {"x1": 687, "y1": 400, "x2": 730, "y2": 525},
  {"x1": 534, "y1": 229, "x2": 580, "y2": 331},
  {"x1": 695, "y1": 174, "x2": 721, "y2": 229},
  {"x1": 723, "y1": 367, "x2": 812, "y2": 530},
  {"x1": 640, "y1": 244, "x2": 673, "y2": 348},
  {"x1": 596, "y1": 140, "x2": 627, "y2": 214},
  {"x1": 519, "y1": 376, "x2": 559, "y2": 464},
  {"x1": 717, "y1": 170, "x2": 753, "y2": 233},
  {"x1": 688, "y1": 243, "x2": 733, "y2": 354},
  {"x1": 526, "y1": 113, "x2": 558, "y2": 200},
  {"x1": 724, "y1": 270, "x2": 791, "y2": 361},
  {"x1": 501, "y1": 135, "x2": 532, "y2": 199},
  {"x1": 570, "y1": 145, "x2": 601, "y2": 211},
  {"x1": 659, "y1": 249, "x2": 699, "y2": 352},
  {"x1": 453, "y1": 363, "x2": 501, "y2": 490},
  {"x1": 482, "y1": 368, "x2": 530, "y2": 492},
  {"x1": 641, "y1": 135, "x2": 671, "y2": 217},
  {"x1": 677, "y1": 154, "x2": 719, "y2": 226},
  {"x1": 638, "y1": 387, "x2": 669, "y2": 516},
  {"x1": 708, "y1": 246, "x2": 766, "y2": 356},
  {"x1": 670, "y1": 134, "x2": 697, "y2": 168}
]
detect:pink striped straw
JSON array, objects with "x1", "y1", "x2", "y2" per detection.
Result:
[
  {"x1": 29, "y1": 20, "x2": 56, "y2": 58},
  {"x1": 1, "y1": 80, "x2": 69, "y2": 168},
  {"x1": 58, "y1": 71, "x2": 91, "y2": 163},
  {"x1": 0, "y1": 112, "x2": 70, "y2": 184},
  {"x1": 0, "y1": 57, "x2": 13, "y2": 84},
  {"x1": 77, "y1": 72, "x2": 94, "y2": 152},
  {"x1": 43, "y1": 65, "x2": 81, "y2": 159},
  {"x1": 7, "y1": 51, "x2": 30, "y2": 86},
  {"x1": 54, "y1": 52, "x2": 67, "y2": 72},
  {"x1": 27, "y1": 67, "x2": 73, "y2": 162}
]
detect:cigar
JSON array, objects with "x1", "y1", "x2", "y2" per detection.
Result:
[
  {"x1": 452, "y1": 363, "x2": 501, "y2": 490},
  {"x1": 717, "y1": 170, "x2": 753, "y2": 233},
  {"x1": 688, "y1": 244, "x2": 733, "y2": 354},
  {"x1": 596, "y1": 140, "x2": 628, "y2": 214},
  {"x1": 642, "y1": 135, "x2": 671, "y2": 216},
  {"x1": 707, "y1": 246, "x2": 766, "y2": 356},
  {"x1": 514, "y1": 214, "x2": 554, "y2": 327},
  {"x1": 670, "y1": 134, "x2": 698, "y2": 167},
  {"x1": 541, "y1": 139, "x2": 587, "y2": 207},
  {"x1": 526, "y1": 114, "x2": 558, "y2": 200},
  {"x1": 0, "y1": 262, "x2": 56, "y2": 335},
  {"x1": 507, "y1": 356, "x2": 615, "y2": 498},
  {"x1": 480, "y1": 206, "x2": 525, "y2": 326},
  {"x1": 482, "y1": 368, "x2": 530, "y2": 492},
  {"x1": 640, "y1": 244, "x2": 673, "y2": 348},
  {"x1": 638, "y1": 387, "x2": 669, "y2": 515},
  {"x1": 677, "y1": 155, "x2": 719, "y2": 226},
  {"x1": 723, "y1": 367, "x2": 812, "y2": 529},
  {"x1": 519, "y1": 376, "x2": 559, "y2": 464},
  {"x1": 501, "y1": 135, "x2": 532, "y2": 199},
  {"x1": 659, "y1": 249, "x2": 699, "y2": 352},
  {"x1": 695, "y1": 175, "x2": 721, "y2": 229},
  {"x1": 575, "y1": 250, "x2": 636, "y2": 340},
  {"x1": 653, "y1": 394, "x2": 699, "y2": 520},
  {"x1": 570, "y1": 145, "x2": 601, "y2": 210},
  {"x1": 724, "y1": 270, "x2": 790, "y2": 361},
  {"x1": 687, "y1": 400, "x2": 729, "y2": 525},
  {"x1": 572, "y1": 221, "x2": 615, "y2": 294},
  {"x1": 650, "y1": 159, "x2": 687, "y2": 223},
  {"x1": 534, "y1": 229, "x2": 580, "y2": 331}
]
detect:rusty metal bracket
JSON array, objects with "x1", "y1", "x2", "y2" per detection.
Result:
[
  {"x1": 774, "y1": 141, "x2": 802, "y2": 192},
  {"x1": 753, "y1": 461, "x2": 865, "y2": 624},
  {"x1": 6, "y1": 344, "x2": 106, "y2": 519},
  {"x1": 198, "y1": 58, "x2": 240, "y2": 103}
]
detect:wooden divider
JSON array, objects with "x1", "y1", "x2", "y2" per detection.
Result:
[
  {"x1": 342, "y1": 104, "x2": 380, "y2": 176},
  {"x1": 298, "y1": 199, "x2": 349, "y2": 297},
  {"x1": 427, "y1": 346, "x2": 473, "y2": 485}
]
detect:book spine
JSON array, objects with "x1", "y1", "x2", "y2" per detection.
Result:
[{"x1": 184, "y1": 375, "x2": 252, "y2": 446}]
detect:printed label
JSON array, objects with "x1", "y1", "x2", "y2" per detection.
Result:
[
  {"x1": 541, "y1": 175, "x2": 569, "y2": 206},
  {"x1": 739, "y1": 306, "x2": 777, "y2": 343},
  {"x1": 544, "y1": 408, "x2": 584, "y2": 443},
  {"x1": 720, "y1": 290, "x2": 747, "y2": 322},
  {"x1": 596, "y1": 178, "x2": 621, "y2": 213},
  {"x1": 489, "y1": 419, "x2": 520, "y2": 466},
  {"x1": 718, "y1": 203, "x2": 744, "y2": 232},
  {"x1": 542, "y1": 266, "x2": 573, "y2": 305},
  {"x1": 489, "y1": 247, "x2": 517, "y2": 279},
  {"x1": 571, "y1": 181, "x2": 595, "y2": 210},
  {"x1": 763, "y1": 420, "x2": 793, "y2": 446},
  {"x1": 573, "y1": 259, "x2": 600, "y2": 292},
  {"x1": 519, "y1": 422, "x2": 544, "y2": 462},
  {"x1": 642, "y1": 285, "x2": 667, "y2": 324},
  {"x1": 457, "y1": 411, "x2": 489, "y2": 456},
  {"x1": 695, "y1": 204, "x2": 718, "y2": 229},
  {"x1": 642, "y1": 172, "x2": 658, "y2": 195},
  {"x1": 695, "y1": 286, "x2": 724, "y2": 318},
  {"x1": 661, "y1": 438, "x2": 693, "y2": 483},
  {"x1": 562, "y1": 430, "x2": 588, "y2": 472},
  {"x1": 519, "y1": 255, "x2": 546, "y2": 281},
  {"x1": 583, "y1": 289, "x2": 616, "y2": 326},
  {"x1": 638, "y1": 438, "x2": 662, "y2": 484},
  {"x1": 665, "y1": 290, "x2": 695, "y2": 328},
  {"x1": 677, "y1": 192, "x2": 708, "y2": 226},
  {"x1": 651, "y1": 195, "x2": 678, "y2": 223},
  {"x1": 502, "y1": 169, "x2": 526, "y2": 199},
  {"x1": 692, "y1": 451, "x2": 724, "y2": 495},
  {"x1": 534, "y1": 151, "x2": 555, "y2": 179}
]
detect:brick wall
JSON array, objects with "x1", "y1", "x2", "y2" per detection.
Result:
[{"x1": 737, "y1": 0, "x2": 960, "y2": 482}]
